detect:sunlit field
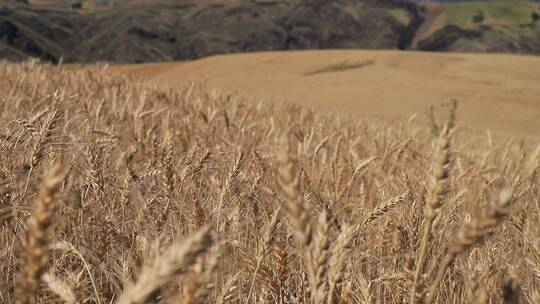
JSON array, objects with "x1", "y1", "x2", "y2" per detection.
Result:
[{"x1": 0, "y1": 59, "x2": 538, "y2": 303}]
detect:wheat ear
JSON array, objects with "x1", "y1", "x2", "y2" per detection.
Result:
[
  {"x1": 277, "y1": 135, "x2": 312, "y2": 247},
  {"x1": 247, "y1": 208, "x2": 280, "y2": 301},
  {"x1": 357, "y1": 190, "x2": 410, "y2": 231},
  {"x1": 425, "y1": 189, "x2": 513, "y2": 303},
  {"x1": 180, "y1": 245, "x2": 220, "y2": 304},
  {"x1": 43, "y1": 273, "x2": 78, "y2": 304},
  {"x1": 410, "y1": 124, "x2": 452, "y2": 304},
  {"x1": 15, "y1": 166, "x2": 63, "y2": 304},
  {"x1": 51, "y1": 241, "x2": 101, "y2": 304},
  {"x1": 327, "y1": 224, "x2": 354, "y2": 304},
  {"x1": 311, "y1": 209, "x2": 331, "y2": 303},
  {"x1": 116, "y1": 227, "x2": 213, "y2": 304}
]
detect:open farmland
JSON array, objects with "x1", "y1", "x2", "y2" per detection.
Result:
[
  {"x1": 0, "y1": 58, "x2": 539, "y2": 303},
  {"x1": 111, "y1": 50, "x2": 540, "y2": 143}
]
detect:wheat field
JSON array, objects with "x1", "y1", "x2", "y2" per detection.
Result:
[
  {"x1": 111, "y1": 50, "x2": 540, "y2": 141},
  {"x1": 0, "y1": 59, "x2": 539, "y2": 304}
]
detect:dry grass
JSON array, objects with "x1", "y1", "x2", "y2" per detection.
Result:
[{"x1": 0, "y1": 59, "x2": 539, "y2": 303}]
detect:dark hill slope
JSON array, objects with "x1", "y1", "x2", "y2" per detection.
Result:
[
  {"x1": 0, "y1": 0, "x2": 421, "y2": 63},
  {"x1": 418, "y1": 24, "x2": 540, "y2": 55}
]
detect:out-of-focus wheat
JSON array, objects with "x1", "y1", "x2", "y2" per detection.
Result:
[
  {"x1": 15, "y1": 166, "x2": 63, "y2": 304},
  {"x1": 116, "y1": 227, "x2": 213, "y2": 304},
  {"x1": 43, "y1": 273, "x2": 78, "y2": 304}
]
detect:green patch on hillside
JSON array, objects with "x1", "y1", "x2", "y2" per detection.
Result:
[
  {"x1": 418, "y1": 23, "x2": 540, "y2": 55},
  {"x1": 389, "y1": 8, "x2": 411, "y2": 26},
  {"x1": 446, "y1": 1, "x2": 538, "y2": 28}
]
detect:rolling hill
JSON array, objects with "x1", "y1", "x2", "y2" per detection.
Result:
[
  {"x1": 0, "y1": 0, "x2": 421, "y2": 63},
  {"x1": 1, "y1": 0, "x2": 540, "y2": 63},
  {"x1": 110, "y1": 50, "x2": 540, "y2": 142},
  {"x1": 415, "y1": 0, "x2": 540, "y2": 53}
]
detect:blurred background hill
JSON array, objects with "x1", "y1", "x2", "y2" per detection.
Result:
[{"x1": 1, "y1": 0, "x2": 539, "y2": 63}]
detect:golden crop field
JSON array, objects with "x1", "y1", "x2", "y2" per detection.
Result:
[
  {"x1": 0, "y1": 58, "x2": 539, "y2": 304},
  {"x1": 111, "y1": 50, "x2": 540, "y2": 143}
]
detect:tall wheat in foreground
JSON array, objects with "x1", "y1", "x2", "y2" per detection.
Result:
[{"x1": 0, "y1": 60, "x2": 537, "y2": 303}]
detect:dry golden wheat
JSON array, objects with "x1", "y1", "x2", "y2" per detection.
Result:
[
  {"x1": 0, "y1": 61, "x2": 535, "y2": 304},
  {"x1": 15, "y1": 166, "x2": 63, "y2": 304}
]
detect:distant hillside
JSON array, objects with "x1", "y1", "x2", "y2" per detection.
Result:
[
  {"x1": 418, "y1": 24, "x2": 540, "y2": 53},
  {"x1": 416, "y1": 0, "x2": 540, "y2": 54},
  {"x1": 0, "y1": 0, "x2": 422, "y2": 63},
  {"x1": 0, "y1": 0, "x2": 540, "y2": 63}
]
